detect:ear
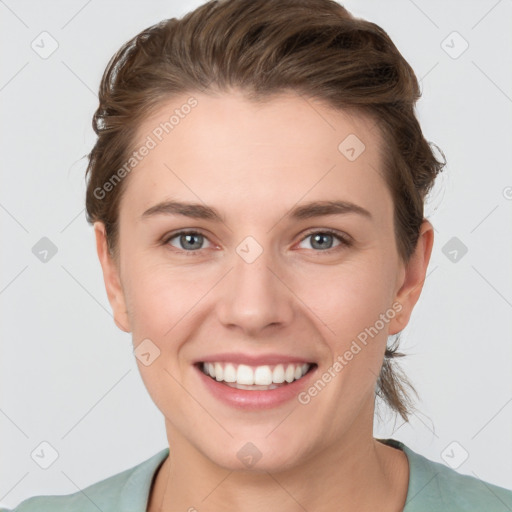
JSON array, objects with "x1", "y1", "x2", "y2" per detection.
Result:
[
  {"x1": 388, "y1": 219, "x2": 434, "y2": 335},
  {"x1": 94, "y1": 221, "x2": 131, "y2": 333}
]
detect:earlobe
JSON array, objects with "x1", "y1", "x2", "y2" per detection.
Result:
[
  {"x1": 93, "y1": 222, "x2": 132, "y2": 333},
  {"x1": 388, "y1": 220, "x2": 435, "y2": 335}
]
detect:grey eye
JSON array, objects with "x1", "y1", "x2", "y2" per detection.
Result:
[
  {"x1": 167, "y1": 231, "x2": 211, "y2": 251},
  {"x1": 298, "y1": 232, "x2": 342, "y2": 251}
]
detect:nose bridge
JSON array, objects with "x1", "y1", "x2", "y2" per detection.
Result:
[{"x1": 216, "y1": 234, "x2": 293, "y2": 332}]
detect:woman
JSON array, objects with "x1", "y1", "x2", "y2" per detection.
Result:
[{"x1": 5, "y1": 0, "x2": 512, "y2": 510}]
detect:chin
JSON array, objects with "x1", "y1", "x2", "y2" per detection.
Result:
[{"x1": 199, "y1": 434, "x2": 311, "y2": 474}]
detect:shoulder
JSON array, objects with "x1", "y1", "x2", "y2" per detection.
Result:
[
  {"x1": 387, "y1": 439, "x2": 512, "y2": 511},
  {"x1": 1, "y1": 448, "x2": 169, "y2": 512}
]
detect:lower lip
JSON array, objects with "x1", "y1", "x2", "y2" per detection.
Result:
[{"x1": 195, "y1": 364, "x2": 317, "y2": 410}]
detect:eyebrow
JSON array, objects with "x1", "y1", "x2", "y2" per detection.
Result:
[{"x1": 140, "y1": 199, "x2": 372, "y2": 223}]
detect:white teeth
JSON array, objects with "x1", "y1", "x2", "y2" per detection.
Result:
[
  {"x1": 201, "y1": 361, "x2": 311, "y2": 386},
  {"x1": 214, "y1": 362, "x2": 224, "y2": 381},
  {"x1": 285, "y1": 364, "x2": 295, "y2": 383},
  {"x1": 272, "y1": 364, "x2": 285, "y2": 383},
  {"x1": 223, "y1": 363, "x2": 236, "y2": 383},
  {"x1": 254, "y1": 365, "x2": 273, "y2": 385},
  {"x1": 237, "y1": 364, "x2": 254, "y2": 385}
]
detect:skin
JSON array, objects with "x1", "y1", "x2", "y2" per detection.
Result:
[{"x1": 94, "y1": 89, "x2": 433, "y2": 512}]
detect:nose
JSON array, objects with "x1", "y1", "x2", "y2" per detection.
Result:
[{"x1": 215, "y1": 240, "x2": 295, "y2": 336}]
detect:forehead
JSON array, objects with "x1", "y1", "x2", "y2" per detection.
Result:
[{"x1": 119, "y1": 90, "x2": 391, "y2": 224}]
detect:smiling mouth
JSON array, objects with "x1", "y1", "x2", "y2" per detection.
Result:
[{"x1": 196, "y1": 361, "x2": 317, "y2": 390}]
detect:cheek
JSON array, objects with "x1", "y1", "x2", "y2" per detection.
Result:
[
  {"x1": 293, "y1": 256, "x2": 395, "y2": 342},
  {"x1": 123, "y1": 258, "x2": 197, "y2": 334},
  {"x1": 125, "y1": 266, "x2": 199, "y2": 407}
]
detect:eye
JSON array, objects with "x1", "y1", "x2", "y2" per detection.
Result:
[
  {"x1": 163, "y1": 230, "x2": 213, "y2": 252},
  {"x1": 297, "y1": 229, "x2": 352, "y2": 251},
  {"x1": 162, "y1": 228, "x2": 352, "y2": 254}
]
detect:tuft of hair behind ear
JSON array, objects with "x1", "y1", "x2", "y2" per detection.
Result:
[{"x1": 376, "y1": 333, "x2": 419, "y2": 423}]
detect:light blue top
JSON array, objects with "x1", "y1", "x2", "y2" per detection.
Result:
[{"x1": 3, "y1": 438, "x2": 512, "y2": 511}]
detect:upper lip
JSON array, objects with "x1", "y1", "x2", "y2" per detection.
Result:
[{"x1": 195, "y1": 353, "x2": 315, "y2": 366}]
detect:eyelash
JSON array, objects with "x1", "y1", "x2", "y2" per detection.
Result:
[{"x1": 161, "y1": 228, "x2": 353, "y2": 255}]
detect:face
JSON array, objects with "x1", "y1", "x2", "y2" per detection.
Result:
[{"x1": 95, "y1": 90, "x2": 432, "y2": 472}]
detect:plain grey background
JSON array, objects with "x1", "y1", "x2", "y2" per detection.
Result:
[{"x1": 1, "y1": 0, "x2": 511, "y2": 508}]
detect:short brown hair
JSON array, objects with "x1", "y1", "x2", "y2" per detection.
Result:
[{"x1": 85, "y1": 0, "x2": 446, "y2": 422}]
